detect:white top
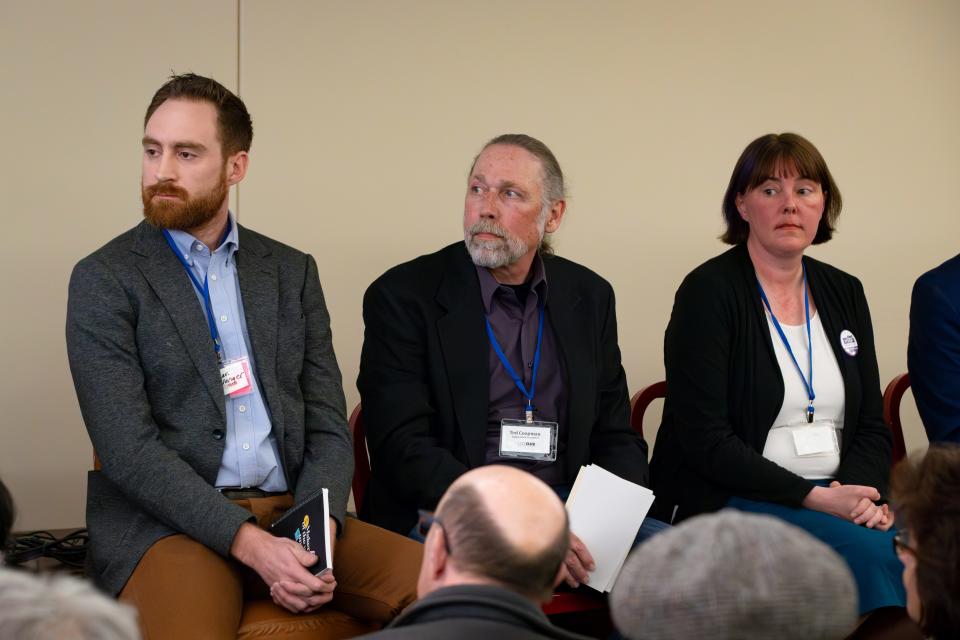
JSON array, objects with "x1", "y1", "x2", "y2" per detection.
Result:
[{"x1": 761, "y1": 312, "x2": 845, "y2": 479}]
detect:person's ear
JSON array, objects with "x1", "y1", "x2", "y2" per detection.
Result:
[
  {"x1": 544, "y1": 199, "x2": 566, "y2": 234},
  {"x1": 427, "y1": 526, "x2": 449, "y2": 580},
  {"x1": 736, "y1": 193, "x2": 748, "y2": 221},
  {"x1": 225, "y1": 151, "x2": 249, "y2": 186}
]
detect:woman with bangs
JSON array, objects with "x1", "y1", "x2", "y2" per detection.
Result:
[{"x1": 650, "y1": 133, "x2": 910, "y2": 625}]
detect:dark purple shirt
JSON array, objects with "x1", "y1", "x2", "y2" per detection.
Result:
[{"x1": 477, "y1": 255, "x2": 566, "y2": 486}]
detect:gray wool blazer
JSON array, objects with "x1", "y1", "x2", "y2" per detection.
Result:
[{"x1": 66, "y1": 220, "x2": 352, "y2": 595}]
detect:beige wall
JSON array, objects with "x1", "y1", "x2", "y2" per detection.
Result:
[
  {"x1": 0, "y1": 1, "x2": 238, "y2": 530},
  {"x1": 2, "y1": 0, "x2": 956, "y2": 530}
]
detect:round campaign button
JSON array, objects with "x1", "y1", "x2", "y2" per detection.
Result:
[{"x1": 840, "y1": 330, "x2": 859, "y2": 356}]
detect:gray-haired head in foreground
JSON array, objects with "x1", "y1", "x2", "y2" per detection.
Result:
[
  {"x1": 0, "y1": 568, "x2": 140, "y2": 640},
  {"x1": 610, "y1": 510, "x2": 857, "y2": 640}
]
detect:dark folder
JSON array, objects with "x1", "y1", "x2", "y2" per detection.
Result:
[{"x1": 269, "y1": 487, "x2": 332, "y2": 575}]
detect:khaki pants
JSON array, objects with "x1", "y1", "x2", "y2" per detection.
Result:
[{"x1": 119, "y1": 495, "x2": 422, "y2": 639}]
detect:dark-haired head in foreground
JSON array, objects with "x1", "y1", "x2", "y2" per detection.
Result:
[
  {"x1": 891, "y1": 444, "x2": 960, "y2": 639},
  {"x1": 0, "y1": 478, "x2": 13, "y2": 561}
]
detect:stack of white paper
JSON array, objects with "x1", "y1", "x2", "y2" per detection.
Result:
[{"x1": 564, "y1": 464, "x2": 655, "y2": 592}]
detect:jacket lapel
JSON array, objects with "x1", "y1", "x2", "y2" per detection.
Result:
[
  {"x1": 737, "y1": 243, "x2": 786, "y2": 450},
  {"x1": 804, "y1": 258, "x2": 856, "y2": 454},
  {"x1": 235, "y1": 227, "x2": 282, "y2": 433},
  {"x1": 436, "y1": 246, "x2": 489, "y2": 468},
  {"x1": 132, "y1": 222, "x2": 226, "y2": 420},
  {"x1": 541, "y1": 259, "x2": 587, "y2": 476}
]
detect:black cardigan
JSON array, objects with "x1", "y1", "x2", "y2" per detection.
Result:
[{"x1": 649, "y1": 243, "x2": 892, "y2": 523}]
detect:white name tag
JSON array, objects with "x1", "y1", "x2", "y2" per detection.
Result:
[
  {"x1": 499, "y1": 419, "x2": 558, "y2": 461},
  {"x1": 792, "y1": 421, "x2": 840, "y2": 457},
  {"x1": 220, "y1": 357, "x2": 253, "y2": 397}
]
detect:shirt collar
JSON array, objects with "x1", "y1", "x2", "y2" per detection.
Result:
[
  {"x1": 475, "y1": 252, "x2": 549, "y2": 314},
  {"x1": 165, "y1": 212, "x2": 239, "y2": 263}
]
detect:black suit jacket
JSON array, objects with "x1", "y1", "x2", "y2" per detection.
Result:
[
  {"x1": 364, "y1": 584, "x2": 590, "y2": 640},
  {"x1": 358, "y1": 243, "x2": 648, "y2": 533},
  {"x1": 908, "y1": 252, "x2": 960, "y2": 443},
  {"x1": 650, "y1": 243, "x2": 891, "y2": 523}
]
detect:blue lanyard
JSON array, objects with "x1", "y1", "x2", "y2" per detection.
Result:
[
  {"x1": 162, "y1": 228, "x2": 227, "y2": 365},
  {"x1": 485, "y1": 304, "x2": 545, "y2": 424},
  {"x1": 757, "y1": 264, "x2": 816, "y2": 423}
]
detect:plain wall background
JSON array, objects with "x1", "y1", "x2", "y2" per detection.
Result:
[{"x1": 2, "y1": 0, "x2": 956, "y2": 530}]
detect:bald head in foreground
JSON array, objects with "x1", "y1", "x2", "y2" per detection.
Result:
[{"x1": 366, "y1": 466, "x2": 590, "y2": 640}]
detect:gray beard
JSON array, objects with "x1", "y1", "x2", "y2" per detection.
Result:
[
  {"x1": 465, "y1": 237, "x2": 527, "y2": 268},
  {"x1": 464, "y1": 220, "x2": 538, "y2": 268}
]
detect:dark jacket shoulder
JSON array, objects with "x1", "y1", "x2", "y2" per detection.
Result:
[
  {"x1": 368, "y1": 242, "x2": 615, "y2": 295},
  {"x1": 676, "y1": 244, "x2": 865, "y2": 306},
  {"x1": 367, "y1": 584, "x2": 591, "y2": 640},
  {"x1": 76, "y1": 220, "x2": 311, "y2": 263},
  {"x1": 803, "y1": 253, "x2": 866, "y2": 299},
  {"x1": 236, "y1": 224, "x2": 309, "y2": 260},
  {"x1": 915, "y1": 252, "x2": 960, "y2": 291},
  {"x1": 542, "y1": 251, "x2": 614, "y2": 291},
  {"x1": 73, "y1": 224, "x2": 143, "y2": 269}
]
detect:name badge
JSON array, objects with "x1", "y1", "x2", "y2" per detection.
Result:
[
  {"x1": 220, "y1": 357, "x2": 253, "y2": 397},
  {"x1": 499, "y1": 419, "x2": 558, "y2": 461},
  {"x1": 791, "y1": 420, "x2": 840, "y2": 457}
]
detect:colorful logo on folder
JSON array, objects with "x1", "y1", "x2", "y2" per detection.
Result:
[{"x1": 295, "y1": 515, "x2": 312, "y2": 551}]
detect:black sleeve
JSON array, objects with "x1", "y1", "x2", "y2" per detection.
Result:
[
  {"x1": 908, "y1": 272, "x2": 960, "y2": 443},
  {"x1": 357, "y1": 277, "x2": 468, "y2": 509},
  {"x1": 587, "y1": 282, "x2": 650, "y2": 486},
  {"x1": 835, "y1": 279, "x2": 893, "y2": 496}
]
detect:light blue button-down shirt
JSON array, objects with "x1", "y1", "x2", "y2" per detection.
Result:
[{"x1": 166, "y1": 214, "x2": 287, "y2": 491}]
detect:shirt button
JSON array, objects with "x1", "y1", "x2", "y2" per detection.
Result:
[
  {"x1": 220, "y1": 315, "x2": 228, "y2": 322},
  {"x1": 238, "y1": 405, "x2": 246, "y2": 413},
  {"x1": 242, "y1": 443, "x2": 251, "y2": 451},
  {"x1": 195, "y1": 243, "x2": 204, "y2": 252},
  {"x1": 212, "y1": 429, "x2": 224, "y2": 440},
  {"x1": 210, "y1": 274, "x2": 218, "y2": 281}
]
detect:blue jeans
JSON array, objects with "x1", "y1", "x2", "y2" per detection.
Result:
[{"x1": 728, "y1": 483, "x2": 905, "y2": 614}]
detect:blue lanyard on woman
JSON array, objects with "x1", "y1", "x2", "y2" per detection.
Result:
[
  {"x1": 485, "y1": 304, "x2": 545, "y2": 424},
  {"x1": 757, "y1": 263, "x2": 816, "y2": 423},
  {"x1": 162, "y1": 229, "x2": 225, "y2": 365}
]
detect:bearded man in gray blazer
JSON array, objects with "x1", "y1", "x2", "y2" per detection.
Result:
[{"x1": 66, "y1": 73, "x2": 419, "y2": 639}]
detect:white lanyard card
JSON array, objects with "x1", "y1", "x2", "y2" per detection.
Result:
[
  {"x1": 499, "y1": 419, "x2": 558, "y2": 461},
  {"x1": 791, "y1": 420, "x2": 840, "y2": 457}
]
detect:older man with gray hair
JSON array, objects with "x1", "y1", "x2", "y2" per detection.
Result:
[
  {"x1": 359, "y1": 133, "x2": 661, "y2": 589},
  {"x1": 0, "y1": 569, "x2": 140, "y2": 640},
  {"x1": 611, "y1": 509, "x2": 858, "y2": 640}
]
